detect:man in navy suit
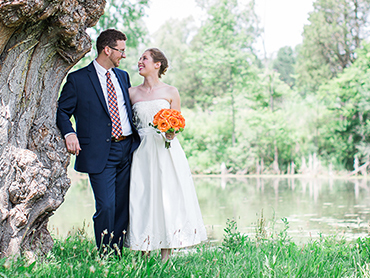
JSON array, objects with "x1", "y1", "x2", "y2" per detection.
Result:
[{"x1": 56, "y1": 29, "x2": 140, "y2": 251}]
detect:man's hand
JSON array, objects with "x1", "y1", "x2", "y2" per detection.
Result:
[{"x1": 65, "y1": 134, "x2": 81, "y2": 156}]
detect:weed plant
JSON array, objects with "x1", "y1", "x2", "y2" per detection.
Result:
[{"x1": 0, "y1": 218, "x2": 370, "y2": 277}]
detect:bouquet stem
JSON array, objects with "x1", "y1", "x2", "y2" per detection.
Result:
[{"x1": 165, "y1": 139, "x2": 171, "y2": 149}]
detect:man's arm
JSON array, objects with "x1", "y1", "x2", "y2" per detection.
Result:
[{"x1": 56, "y1": 74, "x2": 81, "y2": 155}]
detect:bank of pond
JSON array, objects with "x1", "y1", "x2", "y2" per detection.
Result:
[
  {"x1": 50, "y1": 175, "x2": 370, "y2": 243},
  {"x1": 25, "y1": 175, "x2": 369, "y2": 277},
  {"x1": 1, "y1": 219, "x2": 370, "y2": 277}
]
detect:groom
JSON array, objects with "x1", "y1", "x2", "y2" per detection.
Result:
[{"x1": 57, "y1": 29, "x2": 140, "y2": 250}]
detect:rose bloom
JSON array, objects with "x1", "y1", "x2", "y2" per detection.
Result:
[
  {"x1": 160, "y1": 109, "x2": 172, "y2": 118},
  {"x1": 153, "y1": 116, "x2": 159, "y2": 126},
  {"x1": 157, "y1": 118, "x2": 171, "y2": 132},
  {"x1": 171, "y1": 110, "x2": 181, "y2": 117},
  {"x1": 178, "y1": 116, "x2": 185, "y2": 128},
  {"x1": 168, "y1": 116, "x2": 180, "y2": 130},
  {"x1": 153, "y1": 111, "x2": 163, "y2": 121},
  {"x1": 153, "y1": 110, "x2": 166, "y2": 125}
]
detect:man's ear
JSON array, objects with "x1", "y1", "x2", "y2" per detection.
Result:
[{"x1": 103, "y1": 46, "x2": 111, "y2": 56}]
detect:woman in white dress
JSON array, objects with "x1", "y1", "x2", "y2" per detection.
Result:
[{"x1": 125, "y1": 48, "x2": 207, "y2": 262}]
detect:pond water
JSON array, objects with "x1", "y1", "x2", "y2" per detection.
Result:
[{"x1": 49, "y1": 173, "x2": 370, "y2": 243}]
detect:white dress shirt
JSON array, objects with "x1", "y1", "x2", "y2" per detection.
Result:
[{"x1": 93, "y1": 60, "x2": 132, "y2": 136}]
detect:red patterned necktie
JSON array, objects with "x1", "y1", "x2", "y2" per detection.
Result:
[{"x1": 106, "y1": 71, "x2": 122, "y2": 139}]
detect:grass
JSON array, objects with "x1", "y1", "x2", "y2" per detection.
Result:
[{"x1": 1, "y1": 219, "x2": 370, "y2": 277}]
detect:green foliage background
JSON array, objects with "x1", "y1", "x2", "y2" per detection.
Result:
[{"x1": 71, "y1": 0, "x2": 370, "y2": 175}]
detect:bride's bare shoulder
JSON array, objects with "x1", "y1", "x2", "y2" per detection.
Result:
[
  {"x1": 129, "y1": 85, "x2": 144, "y2": 96},
  {"x1": 163, "y1": 84, "x2": 179, "y2": 94},
  {"x1": 129, "y1": 85, "x2": 144, "y2": 103},
  {"x1": 129, "y1": 85, "x2": 142, "y2": 93}
]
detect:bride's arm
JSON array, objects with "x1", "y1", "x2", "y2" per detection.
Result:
[
  {"x1": 166, "y1": 86, "x2": 181, "y2": 140},
  {"x1": 170, "y1": 87, "x2": 181, "y2": 111}
]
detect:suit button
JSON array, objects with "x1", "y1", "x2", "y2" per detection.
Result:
[
  {"x1": 108, "y1": 123, "x2": 111, "y2": 126},
  {"x1": 106, "y1": 138, "x2": 110, "y2": 142}
]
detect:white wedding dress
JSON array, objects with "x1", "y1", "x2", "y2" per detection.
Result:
[{"x1": 126, "y1": 99, "x2": 207, "y2": 251}]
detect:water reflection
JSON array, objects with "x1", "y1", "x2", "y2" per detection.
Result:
[{"x1": 49, "y1": 175, "x2": 370, "y2": 243}]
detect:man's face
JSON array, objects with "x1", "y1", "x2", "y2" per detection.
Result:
[{"x1": 108, "y1": 40, "x2": 126, "y2": 68}]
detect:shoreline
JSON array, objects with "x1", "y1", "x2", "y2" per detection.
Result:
[{"x1": 192, "y1": 173, "x2": 370, "y2": 180}]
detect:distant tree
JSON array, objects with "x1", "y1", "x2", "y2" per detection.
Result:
[
  {"x1": 296, "y1": 0, "x2": 370, "y2": 93},
  {"x1": 151, "y1": 17, "x2": 198, "y2": 107},
  {"x1": 272, "y1": 46, "x2": 296, "y2": 88},
  {"x1": 186, "y1": 0, "x2": 261, "y2": 145},
  {"x1": 318, "y1": 41, "x2": 370, "y2": 169}
]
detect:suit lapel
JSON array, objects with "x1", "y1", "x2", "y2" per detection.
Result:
[
  {"x1": 87, "y1": 62, "x2": 110, "y2": 115},
  {"x1": 112, "y1": 68, "x2": 134, "y2": 123}
]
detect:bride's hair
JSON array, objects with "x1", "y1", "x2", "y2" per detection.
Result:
[{"x1": 145, "y1": 48, "x2": 168, "y2": 78}]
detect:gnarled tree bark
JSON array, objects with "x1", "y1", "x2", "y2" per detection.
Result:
[{"x1": 0, "y1": 0, "x2": 105, "y2": 259}]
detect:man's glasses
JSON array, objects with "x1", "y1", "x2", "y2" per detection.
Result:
[{"x1": 109, "y1": 46, "x2": 125, "y2": 55}]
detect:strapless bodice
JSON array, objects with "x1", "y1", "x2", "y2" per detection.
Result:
[{"x1": 132, "y1": 99, "x2": 171, "y2": 130}]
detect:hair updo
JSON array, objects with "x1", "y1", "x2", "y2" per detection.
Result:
[{"x1": 145, "y1": 48, "x2": 168, "y2": 78}]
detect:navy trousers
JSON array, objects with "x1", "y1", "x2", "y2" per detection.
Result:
[{"x1": 89, "y1": 137, "x2": 132, "y2": 250}]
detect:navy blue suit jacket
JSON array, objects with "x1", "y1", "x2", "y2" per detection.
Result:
[{"x1": 56, "y1": 62, "x2": 140, "y2": 174}]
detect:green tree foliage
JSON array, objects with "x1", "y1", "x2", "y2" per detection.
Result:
[
  {"x1": 176, "y1": 0, "x2": 370, "y2": 174},
  {"x1": 272, "y1": 46, "x2": 296, "y2": 88},
  {"x1": 151, "y1": 17, "x2": 198, "y2": 107},
  {"x1": 76, "y1": 0, "x2": 149, "y2": 70},
  {"x1": 146, "y1": 0, "x2": 370, "y2": 174},
  {"x1": 318, "y1": 41, "x2": 370, "y2": 169},
  {"x1": 188, "y1": 0, "x2": 260, "y2": 108},
  {"x1": 168, "y1": 0, "x2": 319, "y2": 174},
  {"x1": 186, "y1": 0, "x2": 261, "y2": 146},
  {"x1": 93, "y1": 0, "x2": 148, "y2": 49},
  {"x1": 296, "y1": 0, "x2": 370, "y2": 93}
]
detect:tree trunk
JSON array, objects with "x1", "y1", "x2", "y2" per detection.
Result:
[
  {"x1": 230, "y1": 89, "x2": 236, "y2": 146},
  {"x1": 0, "y1": 0, "x2": 105, "y2": 260},
  {"x1": 273, "y1": 140, "x2": 279, "y2": 174}
]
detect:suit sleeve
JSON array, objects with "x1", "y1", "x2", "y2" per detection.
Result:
[
  {"x1": 126, "y1": 71, "x2": 131, "y2": 88},
  {"x1": 56, "y1": 74, "x2": 77, "y2": 137}
]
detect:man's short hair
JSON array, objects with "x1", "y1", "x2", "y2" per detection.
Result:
[{"x1": 96, "y1": 29, "x2": 127, "y2": 54}]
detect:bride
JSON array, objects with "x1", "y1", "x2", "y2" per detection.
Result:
[{"x1": 125, "y1": 48, "x2": 207, "y2": 262}]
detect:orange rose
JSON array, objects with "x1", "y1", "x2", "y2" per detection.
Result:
[
  {"x1": 170, "y1": 110, "x2": 181, "y2": 117},
  {"x1": 154, "y1": 109, "x2": 164, "y2": 119},
  {"x1": 160, "y1": 109, "x2": 172, "y2": 118},
  {"x1": 153, "y1": 110, "x2": 166, "y2": 125},
  {"x1": 168, "y1": 116, "x2": 180, "y2": 131},
  {"x1": 151, "y1": 108, "x2": 185, "y2": 134},
  {"x1": 178, "y1": 116, "x2": 185, "y2": 128},
  {"x1": 157, "y1": 118, "x2": 171, "y2": 132},
  {"x1": 153, "y1": 116, "x2": 159, "y2": 126}
]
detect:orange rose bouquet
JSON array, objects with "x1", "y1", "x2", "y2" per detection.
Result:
[{"x1": 149, "y1": 108, "x2": 185, "y2": 149}]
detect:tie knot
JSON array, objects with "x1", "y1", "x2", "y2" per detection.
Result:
[{"x1": 106, "y1": 71, "x2": 111, "y2": 78}]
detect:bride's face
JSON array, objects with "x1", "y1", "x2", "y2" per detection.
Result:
[{"x1": 138, "y1": 51, "x2": 159, "y2": 76}]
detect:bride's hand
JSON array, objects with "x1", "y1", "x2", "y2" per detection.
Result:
[{"x1": 165, "y1": 131, "x2": 176, "y2": 140}]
